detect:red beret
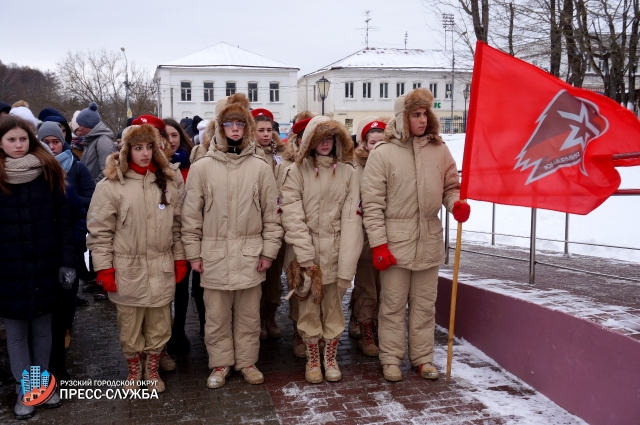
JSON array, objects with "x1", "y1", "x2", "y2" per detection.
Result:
[
  {"x1": 132, "y1": 115, "x2": 165, "y2": 131},
  {"x1": 251, "y1": 108, "x2": 274, "y2": 121},
  {"x1": 292, "y1": 118, "x2": 312, "y2": 135},
  {"x1": 361, "y1": 120, "x2": 386, "y2": 142}
]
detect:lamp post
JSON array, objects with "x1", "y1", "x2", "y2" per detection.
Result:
[
  {"x1": 443, "y1": 14, "x2": 455, "y2": 129},
  {"x1": 463, "y1": 85, "x2": 470, "y2": 132},
  {"x1": 316, "y1": 76, "x2": 331, "y2": 116},
  {"x1": 121, "y1": 47, "x2": 131, "y2": 119}
]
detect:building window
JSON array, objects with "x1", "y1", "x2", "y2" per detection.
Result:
[
  {"x1": 363, "y1": 82, "x2": 372, "y2": 98},
  {"x1": 204, "y1": 82, "x2": 214, "y2": 102},
  {"x1": 380, "y1": 82, "x2": 389, "y2": 98},
  {"x1": 269, "y1": 83, "x2": 280, "y2": 102},
  {"x1": 445, "y1": 83, "x2": 453, "y2": 99},
  {"x1": 226, "y1": 82, "x2": 236, "y2": 96},
  {"x1": 429, "y1": 83, "x2": 438, "y2": 98},
  {"x1": 345, "y1": 81, "x2": 354, "y2": 98},
  {"x1": 248, "y1": 82, "x2": 258, "y2": 102},
  {"x1": 345, "y1": 119, "x2": 353, "y2": 133},
  {"x1": 313, "y1": 85, "x2": 316, "y2": 101},
  {"x1": 181, "y1": 81, "x2": 191, "y2": 101},
  {"x1": 396, "y1": 82, "x2": 405, "y2": 97},
  {"x1": 413, "y1": 82, "x2": 422, "y2": 89}
]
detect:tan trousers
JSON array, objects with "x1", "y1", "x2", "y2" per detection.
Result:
[
  {"x1": 262, "y1": 244, "x2": 286, "y2": 307},
  {"x1": 297, "y1": 283, "x2": 347, "y2": 341},
  {"x1": 203, "y1": 285, "x2": 261, "y2": 370},
  {"x1": 378, "y1": 266, "x2": 439, "y2": 367},
  {"x1": 352, "y1": 258, "x2": 380, "y2": 323},
  {"x1": 116, "y1": 303, "x2": 172, "y2": 356}
]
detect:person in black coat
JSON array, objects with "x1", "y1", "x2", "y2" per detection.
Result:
[{"x1": 0, "y1": 116, "x2": 76, "y2": 419}]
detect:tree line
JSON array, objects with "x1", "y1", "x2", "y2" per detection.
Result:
[
  {"x1": 0, "y1": 49, "x2": 157, "y2": 132},
  {"x1": 425, "y1": 0, "x2": 639, "y2": 109}
]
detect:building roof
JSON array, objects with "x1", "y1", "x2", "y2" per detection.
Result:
[
  {"x1": 302, "y1": 47, "x2": 472, "y2": 77},
  {"x1": 158, "y1": 42, "x2": 298, "y2": 70}
]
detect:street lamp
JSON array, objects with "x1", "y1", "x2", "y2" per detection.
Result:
[
  {"x1": 443, "y1": 14, "x2": 455, "y2": 130},
  {"x1": 316, "y1": 76, "x2": 331, "y2": 115},
  {"x1": 121, "y1": 47, "x2": 131, "y2": 119},
  {"x1": 463, "y1": 85, "x2": 470, "y2": 132}
]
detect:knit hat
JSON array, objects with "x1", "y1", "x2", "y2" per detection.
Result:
[
  {"x1": 76, "y1": 102, "x2": 101, "y2": 128},
  {"x1": 9, "y1": 106, "x2": 38, "y2": 129},
  {"x1": 38, "y1": 107, "x2": 67, "y2": 123},
  {"x1": 191, "y1": 115, "x2": 203, "y2": 135},
  {"x1": 37, "y1": 122, "x2": 65, "y2": 144},
  {"x1": 0, "y1": 102, "x2": 10, "y2": 114}
]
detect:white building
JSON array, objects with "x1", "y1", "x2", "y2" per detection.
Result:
[
  {"x1": 155, "y1": 42, "x2": 299, "y2": 129},
  {"x1": 297, "y1": 47, "x2": 473, "y2": 134}
]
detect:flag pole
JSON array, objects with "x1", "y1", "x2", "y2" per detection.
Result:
[{"x1": 445, "y1": 201, "x2": 465, "y2": 383}]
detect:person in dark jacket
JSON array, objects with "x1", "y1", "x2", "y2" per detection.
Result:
[
  {"x1": 76, "y1": 102, "x2": 117, "y2": 183},
  {"x1": 38, "y1": 122, "x2": 96, "y2": 210},
  {"x1": 0, "y1": 116, "x2": 76, "y2": 419}
]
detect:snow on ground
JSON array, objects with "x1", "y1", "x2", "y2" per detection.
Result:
[
  {"x1": 432, "y1": 326, "x2": 588, "y2": 425},
  {"x1": 441, "y1": 134, "x2": 640, "y2": 263}
]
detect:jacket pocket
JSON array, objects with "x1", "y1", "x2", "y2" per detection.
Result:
[
  {"x1": 201, "y1": 239, "x2": 227, "y2": 284},
  {"x1": 241, "y1": 241, "x2": 263, "y2": 283},
  {"x1": 204, "y1": 184, "x2": 213, "y2": 212},
  {"x1": 252, "y1": 184, "x2": 261, "y2": 211}
]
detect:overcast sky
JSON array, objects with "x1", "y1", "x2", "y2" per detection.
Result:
[{"x1": 2, "y1": 0, "x2": 445, "y2": 76}]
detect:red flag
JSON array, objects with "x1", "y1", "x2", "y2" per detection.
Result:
[{"x1": 461, "y1": 42, "x2": 640, "y2": 215}]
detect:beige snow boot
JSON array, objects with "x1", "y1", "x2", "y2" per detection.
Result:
[
  {"x1": 265, "y1": 303, "x2": 282, "y2": 338},
  {"x1": 358, "y1": 320, "x2": 379, "y2": 357},
  {"x1": 418, "y1": 363, "x2": 439, "y2": 380},
  {"x1": 207, "y1": 366, "x2": 231, "y2": 389},
  {"x1": 383, "y1": 364, "x2": 403, "y2": 382},
  {"x1": 143, "y1": 351, "x2": 165, "y2": 393},
  {"x1": 304, "y1": 337, "x2": 323, "y2": 384},
  {"x1": 124, "y1": 353, "x2": 143, "y2": 390},
  {"x1": 159, "y1": 347, "x2": 176, "y2": 371},
  {"x1": 240, "y1": 365, "x2": 265, "y2": 385},
  {"x1": 323, "y1": 338, "x2": 342, "y2": 382}
]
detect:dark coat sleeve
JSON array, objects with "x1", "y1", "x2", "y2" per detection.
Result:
[
  {"x1": 75, "y1": 160, "x2": 96, "y2": 210},
  {"x1": 55, "y1": 187, "x2": 77, "y2": 270},
  {"x1": 65, "y1": 184, "x2": 88, "y2": 252}
]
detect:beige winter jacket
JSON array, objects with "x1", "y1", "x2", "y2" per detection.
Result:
[
  {"x1": 181, "y1": 95, "x2": 283, "y2": 291},
  {"x1": 280, "y1": 116, "x2": 363, "y2": 286},
  {"x1": 87, "y1": 150, "x2": 186, "y2": 308},
  {"x1": 361, "y1": 89, "x2": 460, "y2": 271}
]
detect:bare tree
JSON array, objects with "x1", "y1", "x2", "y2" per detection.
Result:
[{"x1": 56, "y1": 49, "x2": 156, "y2": 132}]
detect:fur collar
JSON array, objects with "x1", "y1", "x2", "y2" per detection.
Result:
[{"x1": 295, "y1": 116, "x2": 354, "y2": 165}]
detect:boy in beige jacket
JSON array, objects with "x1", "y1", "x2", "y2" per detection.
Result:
[
  {"x1": 181, "y1": 94, "x2": 283, "y2": 389},
  {"x1": 361, "y1": 88, "x2": 470, "y2": 382}
]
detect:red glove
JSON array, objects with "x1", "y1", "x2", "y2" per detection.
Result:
[
  {"x1": 174, "y1": 260, "x2": 189, "y2": 283},
  {"x1": 452, "y1": 200, "x2": 471, "y2": 223},
  {"x1": 371, "y1": 244, "x2": 397, "y2": 271},
  {"x1": 97, "y1": 268, "x2": 116, "y2": 293}
]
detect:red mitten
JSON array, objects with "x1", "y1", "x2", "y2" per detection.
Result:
[
  {"x1": 452, "y1": 200, "x2": 471, "y2": 223},
  {"x1": 174, "y1": 260, "x2": 188, "y2": 283},
  {"x1": 371, "y1": 244, "x2": 397, "y2": 271},
  {"x1": 97, "y1": 268, "x2": 116, "y2": 293}
]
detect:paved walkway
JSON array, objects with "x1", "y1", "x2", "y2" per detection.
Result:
[{"x1": 1, "y1": 241, "x2": 628, "y2": 424}]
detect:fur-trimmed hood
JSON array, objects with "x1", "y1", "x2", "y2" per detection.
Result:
[
  {"x1": 283, "y1": 110, "x2": 316, "y2": 162},
  {"x1": 214, "y1": 93, "x2": 255, "y2": 153},
  {"x1": 355, "y1": 146, "x2": 369, "y2": 166},
  {"x1": 102, "y1": 124, "x2": 174, "y2": 183},
  {"x1": 389, "y1": 88, "x2": 441, "y2": 144},
  {"x1": 295, "y1": 116, "x2": 354, "y2": 165}
]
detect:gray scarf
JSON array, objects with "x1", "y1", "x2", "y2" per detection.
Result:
[{"x1": 4, "y1": 154, "x2": 43, "y2": 185}]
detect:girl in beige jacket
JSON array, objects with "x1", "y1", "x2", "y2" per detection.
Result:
[
  {"x1": 280, "y1": 115, "x2": 363, "y2": 384},
  {"x1": 181, "y1": 94, "x2": 283, "y2": 389},
  {"x1": 87, "y1": 124, "x2": 187, "y2": 393},
  {"x1": 361, "y1": 88, "x2": 470, "y2": 382}
]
